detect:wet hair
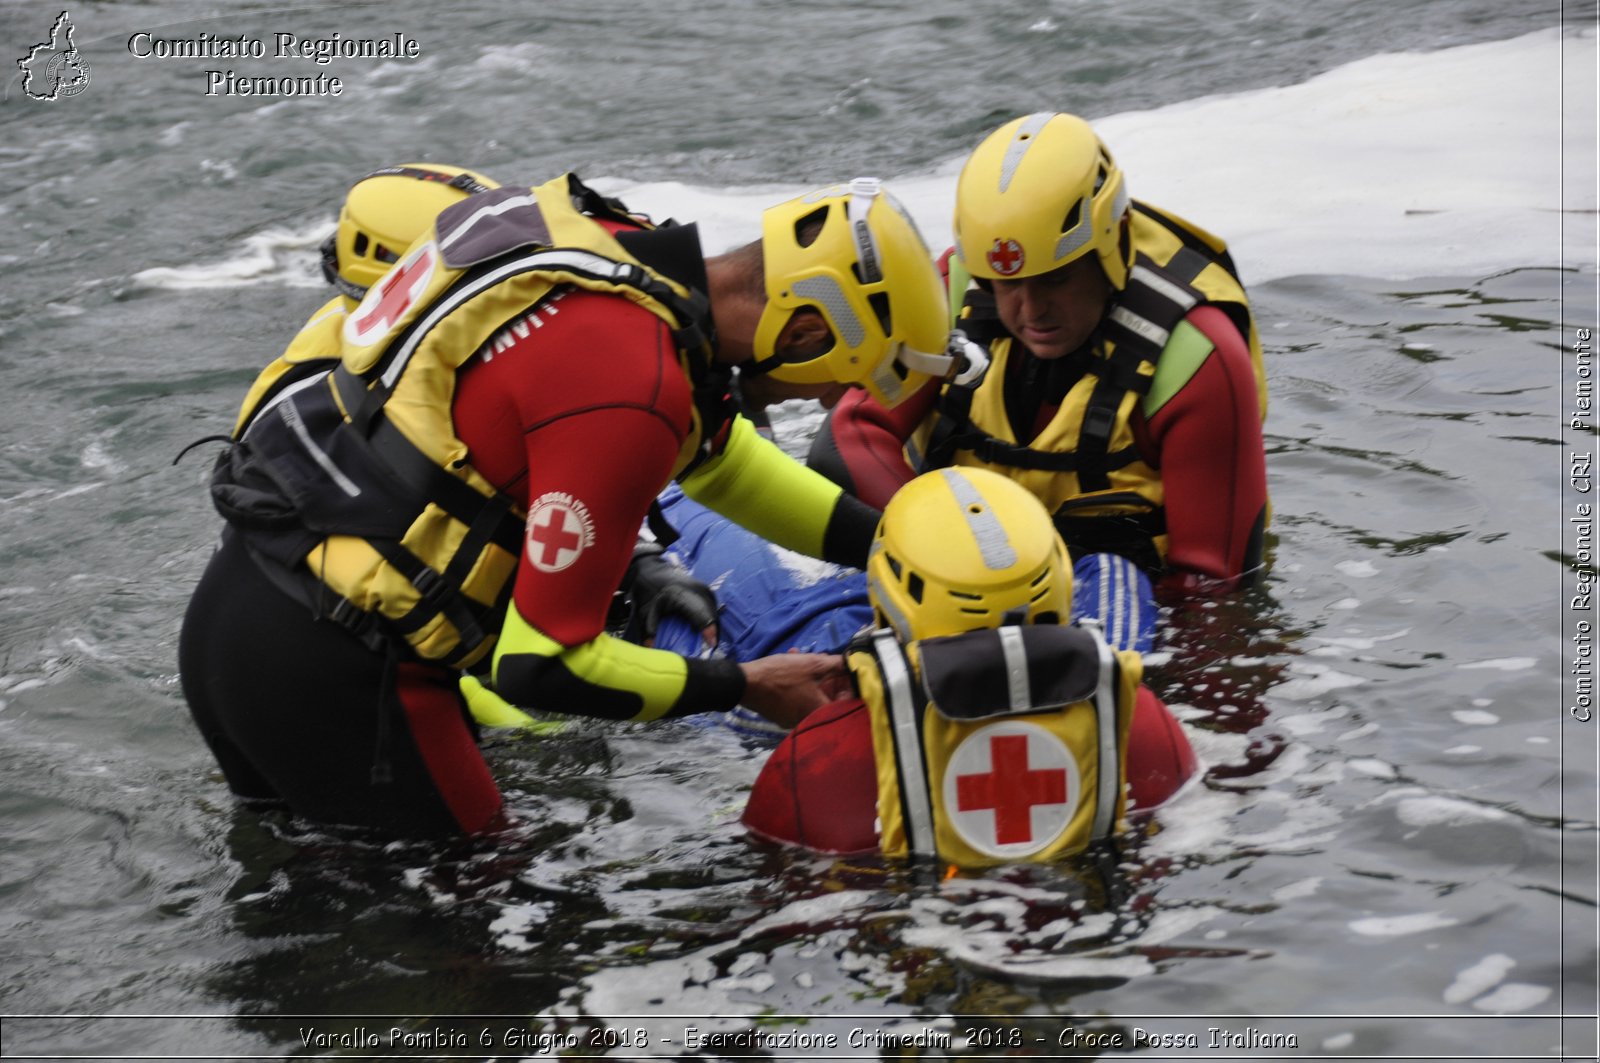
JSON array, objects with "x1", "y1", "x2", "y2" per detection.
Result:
[{"x1": 723, "y1": 237, "x2": 766, "y2": 300}]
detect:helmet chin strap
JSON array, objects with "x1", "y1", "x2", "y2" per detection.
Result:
[{"x1": 738, "y1": 349, "x2": 782, "y2": 378}]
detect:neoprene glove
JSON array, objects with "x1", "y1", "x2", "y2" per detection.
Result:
[{"x1": 623, "y1": 541, "x2": 719, "y2": 643}]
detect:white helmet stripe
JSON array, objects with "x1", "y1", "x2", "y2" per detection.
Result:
[
  {"x1": 847, "y1": 177, "x2": 884, "y2": 283},
  {"x1": 998, "y1": 112, "x2": 1055, "y2": 194},
  {"x1": 940, "y1": 469, "x2": 1017, "y2": 570}
]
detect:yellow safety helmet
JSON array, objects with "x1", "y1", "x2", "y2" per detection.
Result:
[
  {"x1": 750, "y1": 178, "x2": 954, "y2": 408},
  {"x1": 954, "y1": 113, "x2": 1133, "y2": 289},
  {"x1": 867, "y1": 467, "x2": 1072, "y2": 643},
  {"x1": 320, "y1": 163, "x2": 500, "y2": 300}
]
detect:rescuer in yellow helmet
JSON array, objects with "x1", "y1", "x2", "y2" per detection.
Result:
[
  {"x1": 183, "y1": 170, "x2": 956, "y2": 836},
  {"x1": 744, "y1": 467, "x2": 1198, "y2": 864},
  {"x1": 810, "y1": 112, "x2": 1269, "y2": 608}
]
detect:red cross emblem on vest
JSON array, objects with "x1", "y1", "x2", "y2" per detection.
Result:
[
  {"x1": 986, "y1": 238, "x2": 1026, "y2": 277},
  {"x1": 345, "y1": 242, "x2": 437, "y2": 347},
  {"x1": 526, "y1": 492, "x2": 596, "y2": 573},
  {"x1": 944, "y1": 722, "x2": 1078, "y2": 857}
]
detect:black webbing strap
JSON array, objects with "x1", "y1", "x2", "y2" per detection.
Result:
[
  {"x1": 331, "y1": 367, "x2": 524, "y2": 557},
  {"x1": 369, "y1": 538, "x2": 487, "y2": 666},
  {"x1": 1074, "y1": 258, "x2": 1203, "y2": 491},
  {"x1": 645, "y1": 499, "x2": 681, "y2": 549}
]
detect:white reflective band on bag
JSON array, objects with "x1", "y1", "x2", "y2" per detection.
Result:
[
  {"x1": 1082, "y1": 618, "x2": 1120, "y2": 842},
  {"x1": 998, "y1": 625, "x2": 1030, "y2": 711},
  {"x1": 877, "y1": 630, "x2": 937, "y2": 858}
]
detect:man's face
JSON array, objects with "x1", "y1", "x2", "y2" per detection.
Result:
[
  {"x1": 738, "y1": 308, "x2": 850, "y2": 410},
  {"x1": 991, "y1": 255, "x2": 1113, "y2": 360}
]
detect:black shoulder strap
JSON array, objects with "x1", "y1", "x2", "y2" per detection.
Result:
[{"x1": 1074, "y1": 257, "x2": 1204, "y2": 491}]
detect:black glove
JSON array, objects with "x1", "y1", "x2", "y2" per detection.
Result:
[{"x1": 621, "y1": 541, "x2": 719, "y2": 644}]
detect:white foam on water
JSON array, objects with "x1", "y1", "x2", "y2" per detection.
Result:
[
  {"x1": 1393, "y1": 795, "x2": 1509, "y2": 829},
  {"x1": 474, "y1": 41, "x2": 556, "y2": 75},
  {"x1": 79, "y1": 438, "x2": 122, "y2": 476},
  {"x1": 731, "y1": 888, "x2": 884, "y2": 943},
  {"x1": 1312, "y1": 629, "x2": 1413, "y2": 653},
  {"x1": 485, "y1": 902, "x2": 557, "y2": 953},
  {"x1": 1452, "y1": 709, "x2": 1501, "y2": 726},
  {"x1": 1104, "y1": 26, "x2": 1597, "y2": 279},
  {"x1": 130, "y1": 219, "x2": 330, "y2": 290},
  {"x1": 1348, "y1": 911, "x2": 1459, "y2": 937},
  {"x1": 624, "y1": 29, "x2": 1596, "y2": 280},
  {"x1": 1270, "y1": 661, "x2": 1367, "y2": 702},
  {"x1": 1146, "y1": 771, "x2": 1343, "y2": 858},
  {"x1": 1459, "y1": 657, "x2": 1539, "y2": 672},
  {"x1": 1272, "y1": 876, "x2": 1323, "y2": 903},
  {"x1": 1348, "y1": 758, "x2": 1397, "y2": 779},
  {"x1": 1334, "y1": 560, "x2": 1380, "y2": 579},
  {"x1": 1443, "y1": 953, "x2": 1516, "y2": 1005},
  {"x1": 140, "y1": 29, "x2": 1595, "y2": 292},
  {"x1": 1278, "y1": 705, "x2": 1349, "y2": 736},
  {"x1": 1471, "y1": 982, "x2": 1552, "y2": 1013},
  {"x1": 896, "y1": 898, "x2": 1218, "y2": 982}
]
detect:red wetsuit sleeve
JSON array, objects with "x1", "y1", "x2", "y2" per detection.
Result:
[
  {"x1": 457, "y1": 288, "x2": 689, "y2": 644},
  {"x1": 807, "y1": 380, "x2": 937, "y2": 508},
  {"x1": 456, "y1": 288, "x2": 745, "y2": 718},
  {"x1": 1139, "y1": 304, "x2": 1268, "y2": 596}
]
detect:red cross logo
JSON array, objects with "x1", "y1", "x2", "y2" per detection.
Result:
[
  {"x1": 944, "y1": 722, "x2": 1077, "y2": 857},
  {"x1": 345, "y1": 243, "x2": 436, "y2": 346},
  {"x1": 986, "y1": 238, "x2": 1026, "y2": 277},
  {"x1": 526, "y1": 492, "x2": 595, "y2": 573}
]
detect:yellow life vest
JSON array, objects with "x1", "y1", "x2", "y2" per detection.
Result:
[
  {"x1": 851, "y1": 622, "x2": 1140, "y2": 866},
  {"x1": 919, "y1": 203, "x2": 1265, "y2": 572},
  {"x1": 230, "y1": 296, "x2": 352, "y2": 439},
  {"x1": 208, "y1": 173, "x2": 724, "y2": 668}
]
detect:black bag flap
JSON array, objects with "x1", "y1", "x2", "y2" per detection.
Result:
[{"x1": 918, "y1": 625, "x2": 1101, "y2": 721}]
